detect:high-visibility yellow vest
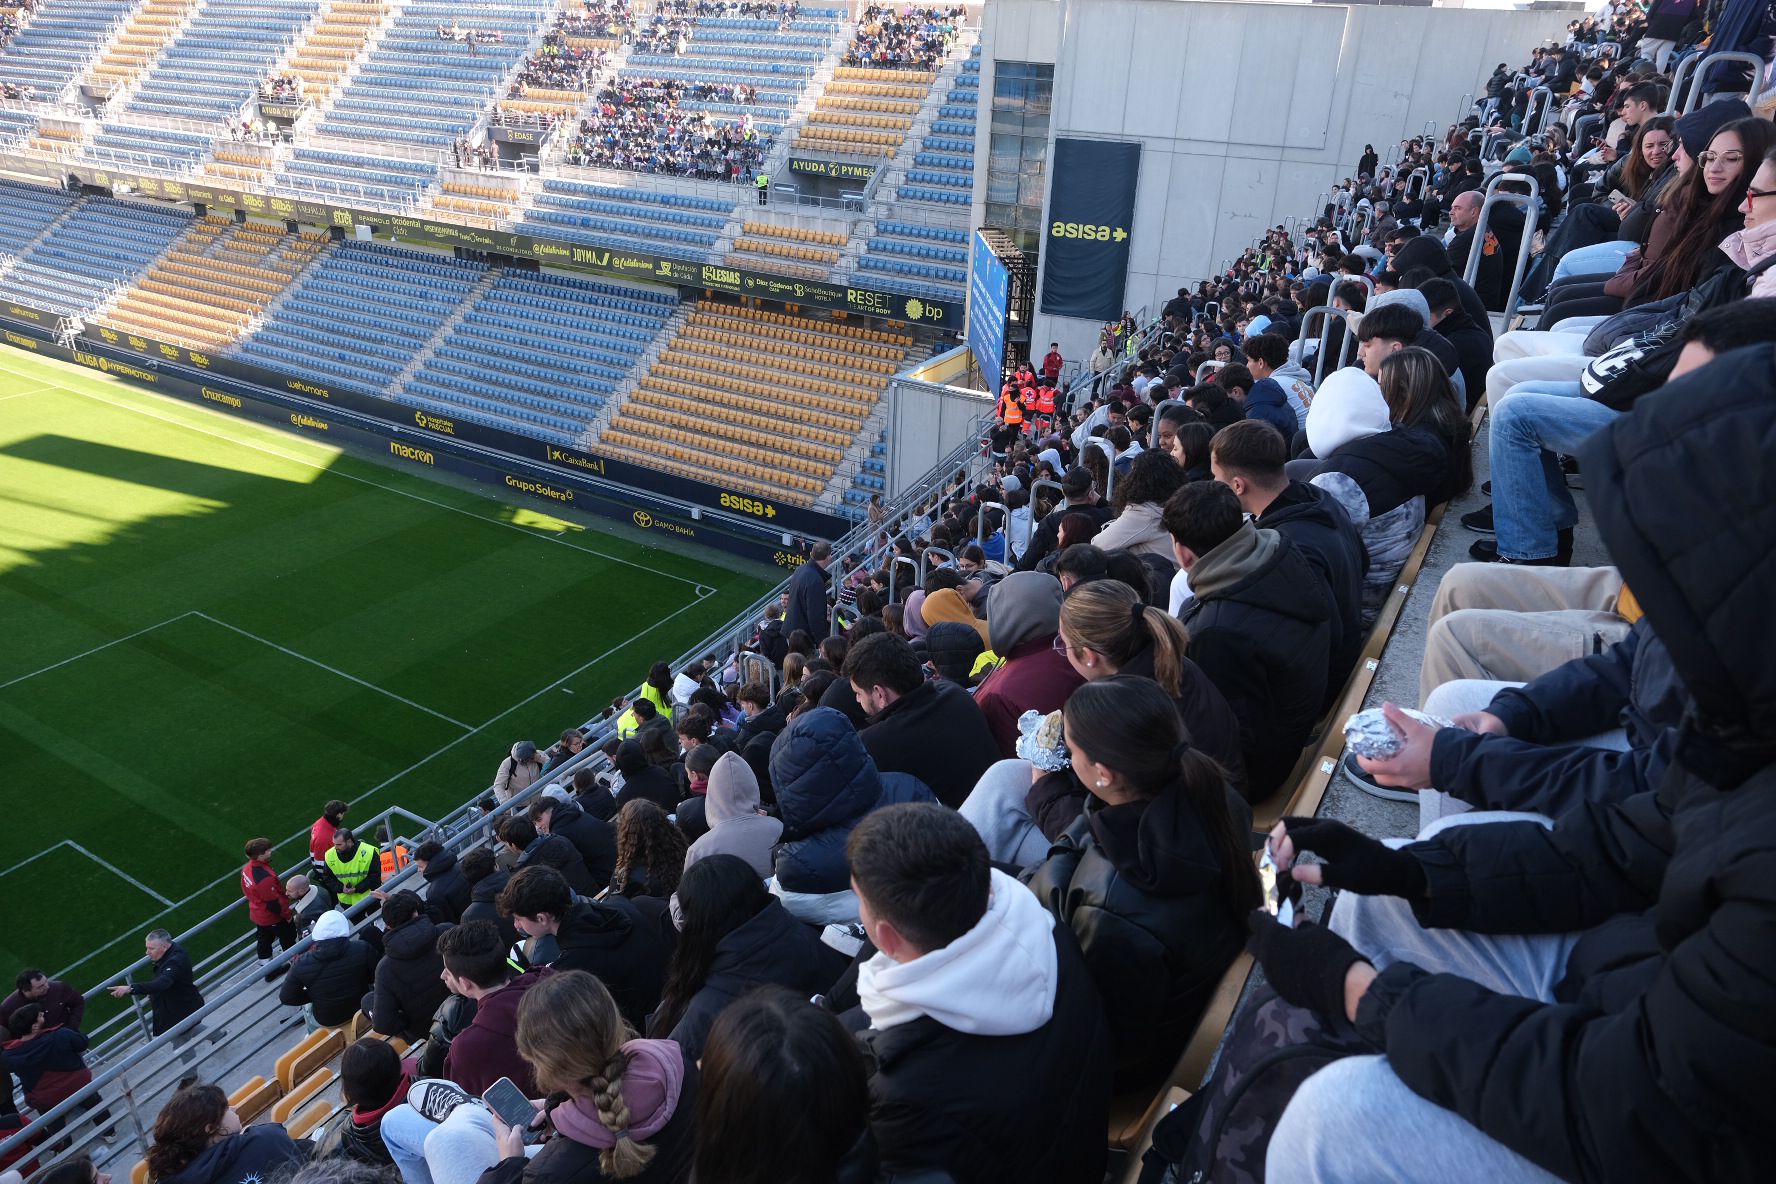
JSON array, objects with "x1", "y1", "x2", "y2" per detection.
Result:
[{"x1": 325, "y1": 843, "x2": 378, "y2": 906}]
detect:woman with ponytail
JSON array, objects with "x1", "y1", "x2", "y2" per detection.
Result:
[
  {"x1": 147, "y1": 1084, "x2": 303, "y2": 1184},
  {"x1": 411, "y1": 970, "x2": 695, "y2": 1184},
  {"x1": 1024, "y1": 676, "x2": 1260, "y2": 1085}
]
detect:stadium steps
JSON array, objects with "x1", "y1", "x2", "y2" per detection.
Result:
[
  {"x1": 391, "y1": 266, "x2": 502, "y2": 389},
  {"x1": 278, "y1": 0, "x2": 396, "y2": 105},
  {"x1": 79, "y1": 0, "x2": 203, "y2": 102}
]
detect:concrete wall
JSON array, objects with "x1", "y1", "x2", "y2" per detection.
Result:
[
  {"x1": 974, "y1": 0, "x2": 1573, "y2": 361},
  {"x1": 884, "y1": 366, "x2": 995, "y2": 496}
]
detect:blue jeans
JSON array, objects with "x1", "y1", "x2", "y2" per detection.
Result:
[
  {"x1": 1489, "y1": 387, "x2": 1616, "y2": 560},
  {"x1": 1551, "y1": 240, "x2": 1631, "y2": 285}
]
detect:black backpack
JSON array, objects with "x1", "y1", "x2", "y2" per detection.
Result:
[{"x1": 1136, "y1": 988, "x2": 1372, "y2": 1184}]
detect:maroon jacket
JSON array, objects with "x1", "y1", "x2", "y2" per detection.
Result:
[
  {"x1": 443, "y1": 967, "x2": 551, "y2": 1097},
  {"x1": 973, "y1": 637, "x2": 1086, "y2": 758},
  {"x1": 0, "y1": 980, "x2": 85, "y2": 1033},
  {"x1": 4, "y1": 1026, "x2": 92, "y2": 1111}
]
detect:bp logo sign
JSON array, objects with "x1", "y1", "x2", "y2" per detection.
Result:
[{"x1": 904, "y1": 297, "x2": 925, "y2": 321}]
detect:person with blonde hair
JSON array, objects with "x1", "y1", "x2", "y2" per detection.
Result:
[{"x1": 382, "y1": 971, "x2": 693, "y2": 1184}]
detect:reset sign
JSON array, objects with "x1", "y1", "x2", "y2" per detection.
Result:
[{"x1": 1039, "y1": 139, "x2": 1141, "y2": 322}]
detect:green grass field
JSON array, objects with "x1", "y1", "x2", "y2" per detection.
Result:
[{"x1": 0, "y1": 348, "x2": 774, "y2": 997}]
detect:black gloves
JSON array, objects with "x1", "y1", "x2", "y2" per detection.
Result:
[
  {"x1": 1280, "y1": 817, "x2": 1428, "y2": 900},
  {"x1": 1246, "y1": 912, "x2": 1367, "y2": 1025}
]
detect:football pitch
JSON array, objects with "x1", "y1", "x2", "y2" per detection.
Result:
[{"x1": 0, "y1": 349, "x2": 775, "y2": 994}]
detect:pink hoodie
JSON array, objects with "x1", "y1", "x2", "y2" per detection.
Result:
[{"x1": 1720, "y1": 217, "x2": 1776, "y2": 300}]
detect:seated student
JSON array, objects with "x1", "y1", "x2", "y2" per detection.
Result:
[
  {"x1": 1241, "y1": 331, "x2": 1317, "y2": 432},
  {"x1": 1092, "y1": 449, "x2": 1188, "y2": 560},
  {"x1": 531, "y1": 792, "x2": 617, "y2": 889},
  {"x1": 692, "y1": 988, "x2": 877, "y2": 1183},
  {"x1": 1389, "y1": 227, "x2": 1495, "y2": 339},
  {"x1": 368, "y1": 891, "x2": 452, "y2": 1043},
  {"x1": 459, "y1": 848, "x2": 518, "y2": 949},
  {"x1": 1415, "y1": 276, "x2": 1491, "y2": 411},
  {"x1": 1245, "y1": 351, "x2": 1774, "y2": 1184},
  {"x1": 972, "y1": 572, "x2": 1086, "y2": 757},
  {"x1": 1359, "y1": 292, "x2": 1462, "y2": 393},
  {"x1": 1211, "y1": 420, "x2": 1366, "y2": 696},
  {"x1": 768, "y1": 708, "x2": 936, "y2": 924},
  {"x1": 501, "y1": 817, "x2": 598, "y2": 897},
  {"x1": 314, "y1": 1038, "x2": 409, "y2": 1166},
  {"x1": 1162, "y1": 481, "x2": 1333, "y2": 802},
  {"x1": 436, "y1": 921, "x2": 551, "y2": 1097},
  {"x1": 279, "y1": 910, "x2": 379, "y2": 1032},
  {"x1": 146, "y1": 1084, "x2": 304, "y2": 1184},
  {"x1": 838, "y1": 804, "x2": 1113, "y2": 1183},
  {"x1": 1025, "y1": 677, "x2": 1259, "y2": 1084},
  {"x1": 1297, "y1": 352, "x2": 1466, "y2": 619},
  {"x1": 385, "y1": 972, "x2": 694, "y2": 1184},
  {"x1": 843, "y1": 632, "x2": 1000, "y2": 809},
  {"x1": 646, "y1": 856, "x2": 826, "y2": 1063},
  {"x1": 413, "y1": 842, "x2": 470, "y2": 925},
  {"x1": 496, "y1": 866, "x2": 666, "y2": 1032},
  {"x1": 1183, "y1": 381, "x2": 1244, "y2": 430},
  {"x1": 609, "y1": 800, "x2": 685, "y2": 901},
  {"x1": 672, "y1": 745, "x2": 718, "y2": 842},
  {"x1": 683, "y1": 752, "x2": 781, "y2": 880}
]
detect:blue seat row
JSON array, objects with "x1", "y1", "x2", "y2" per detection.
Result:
[
  {"x1": 857, "y1": 255, "x2": 965, "y2": 286},
  {"x1": 896, "y1": 185, "x2": 970, "y2": 207},
  {"x1": 533, "y1": 193, "x2": 725, "y2": 231},
  {"x1": 540, "y1": 178, "x2": 734, "y2": 214},
  {"x1": 626, "y1": 53, "x2": 814, "y2": 77},
  {"x1": 906, "y1": 168, "x2": 971, "y2": 189},
  {"x1": 522, "y1": 208, "x2": 718, "y2": 249},
  {"x1": 914, "y1": 151, "x2": 972, "y2": 171},
  {"x1": 0, "y1": 0, "x2": 137, "y2": 93},
  {"x1": 877, "y1": 220, "x2": 967, "y2": 244},
  {"x1": 479, "y1": 291, "x2": 659, "y2": 338},
  {"x1": 867, "y1": 237, "x2": 966, "y2": 265}
]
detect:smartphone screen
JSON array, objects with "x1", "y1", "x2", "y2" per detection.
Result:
[{"x1": 482, "y1": 1077, "x2": 535, "y2": 1130}]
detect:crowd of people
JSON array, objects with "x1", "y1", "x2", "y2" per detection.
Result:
[
  {"x1": 558, "y1": 0, "x2": 633, "y2": 41},
  {"x1": 564, "y1": 77, "x2": 767, "y2": 179},
  {"x1": 511, "y1": 36, "x2": 606, "y2": 94},
  {"x1": 259, "y1": 76, "x2": 304, "y2": 102},
  {"x1": 843, "y1": 5, "x2": 965, "y2": 70}
]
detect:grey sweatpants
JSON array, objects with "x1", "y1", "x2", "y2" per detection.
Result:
[{"x1": 1267, "y1": 813, "x2": 1576, "y2": 1184}]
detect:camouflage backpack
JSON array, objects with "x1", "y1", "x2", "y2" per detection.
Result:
[{"x1": 1137, "y1": 987, "x2": 1371, "y2": 1184}]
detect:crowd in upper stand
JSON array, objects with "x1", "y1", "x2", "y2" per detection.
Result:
[
  {"x1": 565, "y1": 78, "x2": 766, "y2": 178},
  {"x1": 842, "y1": 4, "x2": 964, "y2": 70}
]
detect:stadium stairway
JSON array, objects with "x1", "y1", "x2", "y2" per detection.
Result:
[
  {"x1": 98, "y1": 216, "x2": 329, "y2": 353},
  {"x1": 0, "y1": 194, "x2": 192, "y2": 318},
  {"x1": 494, "y1": 0, "x2": 631, "y2": 128},
  {"x1": 77, "y1": 0, "x2": 202, "y2": 104},
  {"x1": 591, "y1": 299, "x2": 912, "y2": 509},
  {"x1": 275, "y1": 0, "x2": 396, "y2": 107},
  {"x1": 122, "y1": 0, "x2": 324, "y2": 124}
]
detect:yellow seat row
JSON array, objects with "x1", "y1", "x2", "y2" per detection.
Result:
[
  {"x1": 680, "y1": 325, "x2": 895, "y2": 381},
  {"x1": 615, "y1": 405, "x2": 834, "y2": 477},
  {"x1": 598, "y1": 430, "x2": 822, "y2": 501},
  {"x1": 652, "y1": 353, "x2": 865, "y2": 413},
  {"x1": 718, "y1": 301, "x2": 913, "y2": 346},
  {"x1": 731, "y1": 236, "x2": 839, "y2": 266},
  {"x1": 806, "y1": 109, "x2": 913, "y2": 131},
  {"x1": 742, "y1": 221, "x2": 845, "y2": 248},
  {"x1": 821, "y1": 94, "x2": 920, "y2": 115},
  {"x1": 688, "y1": 310, "x2": 903, "y2": 364},
  {"x1": 643, "y1": 374, "x2": 860, "y2": 432},
  {"x1": 724, "y1": 252, "x2": 830, "y2": 282},
  {"x1": 441, "y1": 180, "x2": 513, "y2": 201},
  {"x1": 631, "y1": 386, "x2": 854, "y2": 449},
  {"x1": 835, "y1": 66, "x2": 935, "y2": 85}
]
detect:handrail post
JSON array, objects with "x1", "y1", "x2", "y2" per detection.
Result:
[{"x1": 1150, "y1": 398, "x2": 1188, "y2": 450}]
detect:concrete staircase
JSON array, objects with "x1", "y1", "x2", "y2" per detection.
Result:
[
  {"x1": 579, "y1": 300, "x2": 691, "y2": 447},
  {"x1": 389, "y1": 265, "x2": 498, "y2": 393}
]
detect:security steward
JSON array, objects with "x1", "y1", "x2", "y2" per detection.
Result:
[{"x1": 319, "y1": 826, "x2": 381, "y2": 910}]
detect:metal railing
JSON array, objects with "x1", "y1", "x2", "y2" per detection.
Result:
[
  {"x1": 1462, "y1": 170, "x2": 1540, "y2": 326},
  {"x1": 1665, "y1": 49, "x2": 1769, "y2": 115}
]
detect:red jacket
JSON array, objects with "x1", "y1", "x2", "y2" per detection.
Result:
[
  {"x1": 242, "y1": 858, "x2": 289, "y2": 926},
  {"x1": 1042, "y1": 351, "x2": 1064, "y2": 380},
  {"x1": 310, "y1": 817, "x2": 337, "y2": 863}
]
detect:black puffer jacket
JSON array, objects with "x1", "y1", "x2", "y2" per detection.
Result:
[
  {"x1": 420, "y1": 850, "x2": 470, "y2": 924},
  {"x1": 771, "y1": 708, "x2": 936, "y2": 893},
  {"x1": 462, "y1": 869, "x2": 519, "y2": 948},
  {"x1": 1390, "y1": 235, "x2": 1494, "y2": 341},
  {"x1": 1315, "y1": 423, "x2": 1453, "y2": 517},
  {"x1": 553, "y1": 898, "x2": 670, "y2": 1032},
  {"x1": 546, "y1": 800, "x2": 617, "y2": 888},
  {"x1": 1179, "y1": 528, "x2": 1332, "y2": 801},
  {"x1": 656, "y1": 899, "x2": 827, "y2": 1063},
  {"x1": 279, "y1": 936, "x2": 379, "y2": 1027},
  {"x1": 517, "y1": 833, "x2": 597, "y2": 896},
  {"x1": 1351, "y1": 345, "x2": 1776, "y2": 1184},
  {"x1": 858, "y1": 677, "x2": 1002, "y2": 808},
  {"x1": 1025, "y1": 785, "x2": 1251, "y2": 1084},
  {"x1": 1258, "y1": 480, "x2": 1366, "y2": 699},
  {"x1": 370, "y1": 918, "x2": 452, "y2": 1041}
]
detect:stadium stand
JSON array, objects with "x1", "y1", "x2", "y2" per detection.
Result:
[
  {"x1": 0, "y1": 195, "x2": 191, "y2": 316},
  {"x1": 495, "y1": 0, "x2": 620, "y2": 126},
  {"x1": 516, "y1": 175, "x2": 735, "y2": 259},
  {"x1": 78, "y1": 0, "x2": 200, "y2": 102},
  {"x1": 123, "y1": 0, "x2": 322, "y2": 122},
  {"x1": 0, "y1": 175, "x2": 76, "y2": 259},
  {"x1": 276, "y1": 0, "x2": 392, "y2": 105},
  {"x1": 725, "y1": 219, "x2": 845, "y2": 280},
  {"x1": 271, "y1": 145, "x2": 441, "y2": 210},
  {"x1": 232, "y1": 241, "x2": 487, "y2": 397},
  {"x1": 596, "y1": 299, "x2": 912, "y2": 505},
  {"x1": 0, "y1": 0, "x2": 136, "y2": 102},
  {"x1": 313, "y1": 0, "x2": 556, "y2": 149},
  {"x1": 96, "y1": 216, "x2": 327, "y2": 352},
  {"x1": 394, "y1": 268, "x2": 675, "y2": 447},
  {"x1": 795, "y1": 64, "x2": 929, "y2": 158},
  {"x1": 79, "y1": 122, "x2": 215, "y2": 175}
]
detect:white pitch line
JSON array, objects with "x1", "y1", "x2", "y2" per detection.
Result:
[
  {"x1": 45, "y1": 583, "x2": 720, "y2": 985},
  {"x1": 64, "y1": 841, "x2": 175, "y2": 905},
  {"x1": 191, "y1": 612, "x2": 473, "y2": 731},
  {"x1": 18, "y1": 370, "x2": 707, "y2": 588},
  {"x1": 0, "y1": 384, "x2": 55, "y2": 403},
  {"x1": 0, "y1": 611, "x2": 196, "y2": 690}
]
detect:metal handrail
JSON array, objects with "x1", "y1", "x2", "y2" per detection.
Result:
[
  {"x1": 1149, "y1": 398, "x2": 1187, "y2": 450},
  {"x1": 1668, "y1": 50, "x2": 1768, "y2": 114},
  {"x1": 1463, "y1": 171, "x2": 1541, "y2": 325},
  {"x1": 1084, "y1": 437, "x2": 1115, "y2": 503}
]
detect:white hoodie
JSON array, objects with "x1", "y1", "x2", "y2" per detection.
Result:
[
  {"x1": 1305, "y1": 367, "x2": 1391, "y2": 459},
  {"x1": 857, "y1": 868, "x2": 1058, "y2": 1036}
]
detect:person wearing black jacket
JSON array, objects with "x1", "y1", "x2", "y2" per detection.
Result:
[
  {"x1": 843, "y1": 633, "x2": 1001, "y2": 809},
  {"x1": 1163, "y1": 482, "x2": 1332, "y2": 802},
  {"x1": 501, "y1": 818, "x2": 597, "y2": 896},
  {"x1": 1390, "y1": 234, "x2": 1494, "y2": 345},
  {"x1": 368, "y1": 891, "x2": 451, "y2": 1042},
  {"x1": 279, "y1": 910, "x2": 379, "y2": 1029},
  {"x1": 1016, "y1": 466, "x2": 1113, "y2": 571},
  {"x1": 784, "y1": 541, "x2": 833, "y2": 639},
  {"x1": 611, "y1": 739, "x2": 678, "y2": 812},
  {"x1": 1024, "y1": 678, "x2": 1259, "y2": 1086},
  {"x1": 108, "y1": 931, "x2": 204, "y2": 1037},
  {"x1": 496, "y1": 866, "x2": 670, "y2": 1033},
  {"x1": 1417, "y1": 278, "x2": 1491, "y2": 411},
  {"x1": 837, "y1": 804, "x2": 1113, "y2": 1184},
  {"x1": 530, "y1": 795, "x2": 616, "y2": 888},
  {"x1": 413, "y1": 843, "x2": 470, "y2": 924},
  {"x1": 458, "y1": 848, "x2": 520, "y2": 949},
  {"x1": 1212, "y1": 421, "x2": 1366, "y2": 700},
  {"x1": 1248, "y1": 344, "x2": 1776, "y2": 1184}
]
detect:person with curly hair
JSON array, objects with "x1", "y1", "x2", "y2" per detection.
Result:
[
  {"x1": 609, "y1": 801, "x2": 687, "y2": 900},
  {"x1": 145, "y1": 1084, "x2": 303, "y2": 1184}
]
